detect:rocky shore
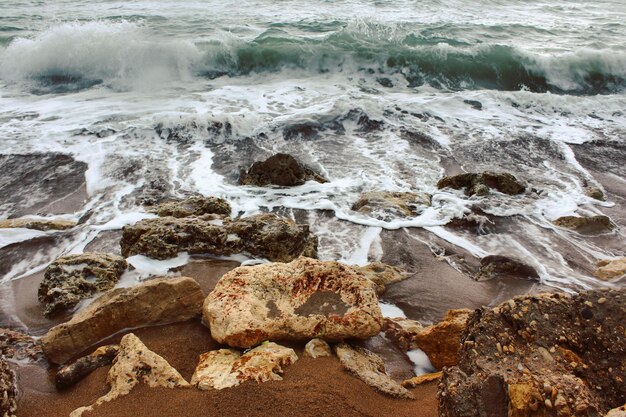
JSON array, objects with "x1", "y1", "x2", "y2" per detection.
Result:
[{"x1": 1, "y1": 154, "x2": 625, "y2": 417}]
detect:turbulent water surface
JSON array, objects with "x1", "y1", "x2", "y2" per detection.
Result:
[{"x1": 0, "y1": 0, "x2": 625, "y2": 323}]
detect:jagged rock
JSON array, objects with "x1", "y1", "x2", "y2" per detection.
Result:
[
  {"x1": 586, "y1": 187, "x2": 605, "y2": 201},
  {"x1": 56, "y1": 345, "x2": 119, "y2": 389},
  {"x1": 437, "y1": 172, "x2": 525, "y2": 196},
  {"x1": 475, "y1": 255, "x2": 539, "y2": 281},
  {"x1": 38, "y1": 253, "x2": 128, "y2": 317},
  {"x1": 204, "y1": 257, "x2": 384, "y2": 348},
  {"x1": 351, "y1": 191, "x2": 431, "y2": 219},
  {"x1": 0, "y1": 328, "x2": 43, "y2": 361},
  {"x1": 438, "y1": 289, "x2": 626, "y2": 417},
  {"x1": 0, "y1": 217, "x2": 76, "y2": 231},
  {"x1": 304, "y1": 339, "x2": 332, "y2": 358},
  {"x1": 335, "y1": 343, "x2": 414, "y2": 399},
  {"x1": 0, "y1": 357, "x2": 17, "y2": 417},
  {"x1": 238, "y1": 153, "x2": 327, "y2": 187},
  {"x1": 595, "y1": 258, "x2": 626, "y2": 281},
  {"x1": 384, "y1": 309, "x2": 471, "y2": 370},
  {"x1": 402, "y1": 371, "x2": 442, "y2": 388},
  {"x1": 355, "y1": 262, "x2": 408, "y2": 295},
  {"x1": 606, "y1": 405, "x2": 626, "y2": 417},
  {"x1": 148, "y1": 196, "x2": 231, "y2": 217},
  {"x1": 70, "y1": 333, "x2": 189, "y2": 417},
  {"x1": 120, "y1": 213, "x2": 318, "y2": 262},
  {"x1": 41, "y1": 276, "x2": 204, "y2": 364},
  {"x1": 553, "y1": 215, "x2": 615, "y2": 233},
  {"x1": 191, "y1": 342, "x2": 298, "y2": 390}
]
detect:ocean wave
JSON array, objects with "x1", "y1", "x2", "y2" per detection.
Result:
[{"x1": 1, "y1": 20, "x2": 624, "y2": 95}]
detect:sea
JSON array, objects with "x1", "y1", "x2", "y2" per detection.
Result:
[{"x1": 0, "y1": 0, "x2": 625, "y2": 303}]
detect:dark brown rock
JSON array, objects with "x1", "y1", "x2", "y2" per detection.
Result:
[
  {"x1": 55, "y1": 344, "x2": 119, "y2": 389},
  {"x1": 475, "y1": 255, "x2": 539, "y2": 281},
  {"x1": 120, "y1": 213, "x2": 317, "y2": 262},
  {"x1": 148, "y1": 196, "x2": 231, "y2": 218},
  {"x1": 0, "y1": 357, "x2": 17, "y2": 417},
  {"x1": 238, "y1": 153, "x2": 327, "y2": 187},
  {"x1": 438, "y1": 289, "x2": 626, "y2": 417},
  {"x1": 437, "y1": 172, "x2": 525, "y2": 196},
  {"x1": 38, "y1": 253, "x2": 128, "y2": 317},
  {"x1": 553, "y1": 215, "x2": 615, "y2": 234}
]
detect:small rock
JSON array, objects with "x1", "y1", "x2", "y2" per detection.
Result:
[
  {"x1": 475, "y1": 255, "x2": 539, "y2": 281},
  {"x1": 351, "y1": 191, "x2": 431, "y2": 219},
  {"x1": 594, "y1": 258, "x2": 626, "y2": 281},
  {"x1": 38, "y1": 253, "x2": 128, "y2": 317},
  {"x1": 0, "y1": 328, "x2": 43, "y2": 362},
  {"x1": 148, "y1": 196, "x2": 231, "y2": 217},
  {"x1": 70, "y1": 333, "x2": 190, "y2": 417},
  {"x1": 585, "y1": 187, "x2": 605, "y2": 201},
  {"x1": 0, "y1": 217, "x2": 76, "y2": 231},
  {"x1": 335, "y1": 343, "x2": 414, "y2": 399},
  {"x1": 401, "y1": 371, "x2": 442, "y2": 388},
  {"x1": 56, "y1": 345, "x2": 119, "y2": 389},
  {"x1": 463, "y1": 100, "x2": 483, "y2": 110},
  {"x1": 437, "y1": 172, "x2": 525, "y2": 196},
  {"x1": 303, "y1": 339, "x2": 332, "y2": 358},
  {"x1": 239, "y1": 153, "x2": 327, "y2": 187},
  {"x1": 553, "y1": 215, "x2": 615, "y2": 234}
]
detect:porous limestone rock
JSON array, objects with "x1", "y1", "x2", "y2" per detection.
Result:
[
  {"x1": 70, "y1": 333, "x2": 189, "y2": 417},
  {"x1": 351, "y1": 191, "x2": 431, "y2": 219},
  {"x1": 384, "y1": 309, "x2": 471, "y2": 370},
  {"x1": 437, "y1": 172, "x2": 525, "y2": 196},
  {"x1": 475, "y1": 255, "x2": 539, "y2": 281},
  {"x1": 42, "y1": 277, "x2": 204, "y2": 364},
  {"x1": 204, "y1": 257, "x2": 384, "y2": 348},
  {"x1": 553, "y1": 215, "x2": 615, "y2": 233},
  {"x1": 335, "y1": 343, "x2": 414, "y2": 399},
  {"x1": 120, "y1": 213, "x2": 317, "y2": 262},
  {"x1": 606, "y1": 405, "x2": 626, "y2": 417},
  {"x1": 355, "y1": 262, "x2": 408, "y2": 295},
  {"x1": 191, "y1": 342, "x2": 298, "y2": 390},
  {"x1": 239, "y1": 153, "x2": 327, "y2": 187},
  {"x1": 0, "y1": 328, "x2": 43, "y2": 362},
  {"x1": 38, "y1": 253, "x2": 128, "y2": 316},
  {"x1": 148, "y1": 196, "x2": 231, "y2": 217},
  {"x1": 0, "y1": 357, "x2": 17, "y2": 417},
  {"x1": 0, "y1": 217, "x2": 76, "y2": 231},
  {"x1": 56, "y1": 345, "x2": 120, "y2": 389},
  {"x1": 303, "y1": 338, "x2": 332, "y2": 358},
  {"x1": 438, "y1": 289, "x2": 626, "y2": 417},
  {"x1": 595, "y1": 258, "x2": 626, "y2": 280}
]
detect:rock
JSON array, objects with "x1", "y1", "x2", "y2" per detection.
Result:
[
  {"x1": 303, "y1": 339, "x2": 332, "y2": 358},
  {"x1": 191, "y1": 342, "x2": 298, "y2": 390},
  {"x1": 384, "y1": 309, "x2": 471, "y2": 370},
  {"x1": 463, "y1": 100, "x2": 483, "y2": 110},
  {"x1": 606, "y1": 405, "x2": 626, "y2": 417},
  {"x1": 351, "y1": 191, "x2": 431, "y2": 219},
  {"x1": 438, "y1": 289, "x2": 626, "y2": 417},
  {"x1": 0, "y1": 357, "x2": 17, "y2": 417},
  {"x1": 204, "y1": 257, "x2": 384, "y2": 348},
  {"x1": 335, "y1": 343, "x2": 414, "y2": 399},
  {"x1": 595, "y1": 258, "x2": 626, "y2": 280},
  {"x1": 355, "y1": 262, "x2": 408, "y2": 295},
  {"x1": 586, "y1": 187, "x2": 605, "y2": 201},
  {"x1": 0, "y1": 217, "x2": 76, "y2": 231},
  {"x1": 475, "y1": 255, "x2": 539, "y2": 281},
  {"x1": 238, "y1": 153, "x2": 327, "y2": 186},
  {"x1": 402, "y1": 371, "x2": 442, "y2": 388},
  {"x1": 148, "y1": 196, "x2": 231, "y2": 217},
  {"x1": 553, "y1": 215, "x2": 615, "y2": 233},
  {"x1": 38, "y1": 253, "x2": 128, "y2": 317},
  {"x1": 437, "y1": 172, "x2": 525, "y2": 196},
  {"x1": 0, "y1": 328, "x2": 43, "y2": 361},
  {"x1": 70, "y1": 333, "x2": 190, "y2": 417},
  {"x1": 41, "y1": 277, "x2": 204, "y2": 364},
  {"x1": 120, "y1": 213, "x2": 318, "y2": 262},
  {"x1": 56, "y1": 345, "x2": 119, "y2": 389}
]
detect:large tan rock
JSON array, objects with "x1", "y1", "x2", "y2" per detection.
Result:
[
  {"x1": 204, "y1": 257, "x2": 384, "y2": 348},
  {"x1": 120, "y1": 213, "x2": 318, "y2": 262},
  {"x1": 0, "y1": 217, "x2": 76, "y2": 231},
  {"x1": 351, "y1": 191, "x2": 431, "y2": 219},
  {"x1": 70, "y1": 333, "x2": 189, "y2": 417},
  {"x1": 38, "y1": 253, "x2": 128, "y2": 316},
  {"x1": 594, "y1": 258, "x2": 626, "y2": 280},
  {"x1": 384, "y1": 309, "x2": 471, "y2": 370},
  {"x1": 335, "y1": 343, "x2": 414, "y2": 399},
  {"x1": 41, "y1": 277, "x2": 204, "y2": 364},
  {"x1": 191, "y1": 342, "x2": 298, "y2": 390}
]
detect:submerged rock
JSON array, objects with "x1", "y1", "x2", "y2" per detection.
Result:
[
  {"x1": 352, "y1": 191, "x2": 431, "y2": 219},
  {"x1": 238, "y1": 153, "x2": 327, "y2": 186},
  {"x1": 475, "y1": 255, "x2": 539, "y2": 281},
  {"x1": 0, "y1": 328, "x2": 43, "y2": 362},
  {"x1": 0, "y1": 217, "x2": 76, "y2": 231},
  {"x1": 585, "y1": 186, "x2": 605, "y2": 201},
  {"x1": 0, "y1": 357, "x2": 17, "y2": 417},
  {"x1": 437, "y1": 172, "x2": 525, "y2": 196},
  {"x1": 463, "y1": 100, "x2": 483, "y2": 110},
  {"x1": 384, "y1": 309, "x2": 471, "y2": 370},
  {"x1": 38, "y1": 253, "x2": 128, "y2": 317},
  {"x1": 335, "y1": 343, "x2": 414, "y2": 399},
  {"x1": 204, "y1": 257, "x2": 384, "y2": 348},
  {"x1": 56, "y1": 345, "x2": 119, "y2": 389},
  {"x1": 120, "y1": 213, "x2": 318, "y2": 262},
  {"x1": 42, "y1": 276, "x2": 204, "y2": 364},
  {"x1": 553, "y1": 215, "x2": 615, "y2": 233},
  {"x1": 191, "y1": 342, "x2": 298, "y2": 390},
  {"x1": 148, "y1": 196, "x2": 231, "y2": 218},
  {"x1": 70, "y1": 333, "x2": 190, "y2": 417},
  {"x1": 438, "y1": 289, "x2": 626, "y2": 417},
  {"x1": 303, "y1": 338, "x2": 332, "y2": 359},
  {"x1": 594, "y1": 257, "x2": 626, "y2": 280}
]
